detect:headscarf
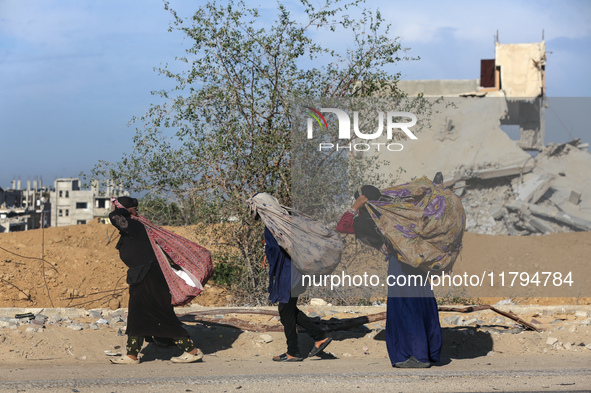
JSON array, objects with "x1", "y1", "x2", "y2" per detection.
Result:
[
  {"x1": 248, "y1": 192, "x2": 289, "y2": 218},
  {"x1": 116, "y1": 196, "x2": 138, "y2": 209},
  {"x1": 354, "y1": 185, "x2": 382, "y2": 201}
]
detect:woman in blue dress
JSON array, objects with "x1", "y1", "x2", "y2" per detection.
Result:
[
  {"x1": 264, "y1": 227, "x2": 332, "y2": 361},
  {"x1": 336, "y1": 185, "x2": 441, "y2": 368}
]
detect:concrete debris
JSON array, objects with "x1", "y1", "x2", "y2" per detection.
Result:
[
  {"x1": 88, "y1": 310, "x2": 102, "y2": 319},
  {"x1": 514, "y1": 174, "x2": 554, "y2": 204},
  {"x1": 48, "y1": 315, "x2": 62, "y2": 324},
  {"x1": 0, "y1": 309, "x2": 133, "y2": 333},
  {"x1": 309, "y1": 298, "x2": 329, "y2": 306},
  {"x1": 109, "y1": 317, "x2": 123, "y2": 325},
  {"x1": 30, "y1": 318, "x2": 45, "y2": 327},
  {"x1": 494, "y1": 299, "x2": 515, "y2": 306},
  {"x1": 259, "y1": 334, "x2": 273, "y2": 343},
  {"x1": 0, "y1": 317, "x2": 19, "y2": 327},
  {"x1": 441, "y1": 316, "x2": 463, "y2": 325},
  {"x1": 452, "y1": 139, "x2": 591, "y2": 236},
  {"x1": 453, "y1": 181, "x2": 466, "y2": 197}
]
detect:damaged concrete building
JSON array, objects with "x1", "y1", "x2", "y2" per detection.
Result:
[
  {"x1": 0, "y1": 178, "x2": 128, "y2": 232},
  {"x1": 391, "y1": 39, "x2": 591, "y2": 236},
  {"x1": 0, "y1": 180, "x2": 50, "y2": 233}
]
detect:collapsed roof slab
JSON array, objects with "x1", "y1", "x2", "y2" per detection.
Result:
[
  {"x1": 379, "y1": 97, "x2": 533, "y2": 184},
  {"x1": 534, "y1": 145, "x2": 591, "y2": 222}
]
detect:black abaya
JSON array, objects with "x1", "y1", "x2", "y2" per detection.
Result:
[{"x1": 109, "y1": 208, "x2": 188, "y2": 338}]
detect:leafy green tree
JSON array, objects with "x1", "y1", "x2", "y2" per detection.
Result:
[{"x1": 90, "y1": 0, "x2": 415, "y2": 304}]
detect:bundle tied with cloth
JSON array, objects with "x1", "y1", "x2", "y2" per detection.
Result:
[
  {"x1": 247, "y1": 193, "x2": 343, "y2": 275},
  {"x1": 367, "y1": 177, "x2": 466, "y2": 273},
  {"x1": 111, "y1": 197, "x2": 214, "y2": 306}
]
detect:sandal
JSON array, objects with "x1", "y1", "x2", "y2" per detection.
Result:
[
  {"x1": 272, "y1": 353, "x2": 303, "y2": 362},
  {"x1": 394, "y1": 356, "x2": 431, "y2": 368},
  {"x1": 171, "y1": 349, "x2": 204, "y2": 363},
  {"x1": 308, "y1": 337, "x2": 332, "y2": 357},
  {"x1": 109, "y1": 355, "x2": 140, "y2": 365}
]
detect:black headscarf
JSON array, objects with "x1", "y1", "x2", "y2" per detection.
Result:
[
  {"x1": 354, "y1": 185, "x2": 382, "y2": 201},
  {"x1": 117, "y1": 196, "x2": 138, "y2": 209}
]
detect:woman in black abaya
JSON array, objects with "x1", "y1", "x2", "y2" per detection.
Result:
[{"x1": 108, "y1": 196, "x2": 202, "y2": 364}]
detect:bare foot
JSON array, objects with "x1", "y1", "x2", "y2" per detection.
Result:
[
  {"x1": 272, "y1": 353, "x2": 301, "y2": 360},
  {"x1": 314, "y1": 337, "x2": 329, "y2": 348}
]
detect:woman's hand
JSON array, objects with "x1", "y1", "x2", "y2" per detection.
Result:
[{"x1": 351, "y1": 195, "x2": 368, "y2": 211}]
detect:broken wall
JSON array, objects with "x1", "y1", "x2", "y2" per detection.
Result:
[
  {"x1": 495, "y1": 41, "x2": 546, "y2": 98},
  {"x1": 381, "y1": 97, "x2": 533, "y2": 184},
  {"x1": 378, "y1": 97, "x2": 591, "y2": 236}
]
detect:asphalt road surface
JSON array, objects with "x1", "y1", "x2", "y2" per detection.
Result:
[{"x1": 1, "y1": 355, "x2": 590, "y2": 392}]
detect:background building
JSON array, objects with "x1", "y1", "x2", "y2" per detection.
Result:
[
  {"x1": 0, "y1": 179, "x2": 49, "y2": 233},
  {"x1": 49, "y1": 178, "x2": 128, "y2": 227},
  {"x1": 0, "y1": 177, "x2": 128, "y2": 232}
]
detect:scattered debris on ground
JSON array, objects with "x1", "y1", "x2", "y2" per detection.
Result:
[
  {"x1": 451, "y1": 140, "x2": 591, "y2": 236},
  {"x1": 0, "y1": 305, "x2": 590, "y2": 365}
]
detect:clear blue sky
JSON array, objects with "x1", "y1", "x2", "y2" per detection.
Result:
[{"x1": 1, "y1": 0, "x2": 590, "y2": 189}]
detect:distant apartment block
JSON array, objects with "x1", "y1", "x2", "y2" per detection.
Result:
[{"x1": 49, "y1": 178, "x2": 127, "y2": 227}]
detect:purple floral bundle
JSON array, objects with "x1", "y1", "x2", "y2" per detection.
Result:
[{"x1": 369, "y1": 177, "x2": 466, "y2": 273}]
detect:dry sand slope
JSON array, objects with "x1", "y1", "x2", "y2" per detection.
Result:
[
  {"x1": 1, "y1": 219, "x2": 591, "y2": 308},
  {"x1": 0, "y1": 220, "x2": 230, "y2": 309}
]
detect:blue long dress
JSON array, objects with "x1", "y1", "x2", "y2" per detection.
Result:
[
  {"x1": 265, "y1": 227, "x2": 304, "y2": 302},
  {"x1": 385, "y1": 254, "x2": 442, "y2": 365}
]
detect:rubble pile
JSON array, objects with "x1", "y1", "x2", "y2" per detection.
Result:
[{"x1": 452, "y1": 139, "x2": 591, "y2": 236}]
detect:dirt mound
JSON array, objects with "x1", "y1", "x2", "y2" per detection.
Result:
[
  {"x1": 1, "y1": 220, "x2": 590, "y2": 308},
  {"x1": 0, "y1": 219, "x2": 230, "y2": 309}
]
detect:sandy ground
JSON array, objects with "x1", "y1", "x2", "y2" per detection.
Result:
[
  {"x1": 0, "y1": 304, "x2": 590, "y2": 392},
  {"x1": 1, "y1": 220, "x2": 591, "y2": 391}
]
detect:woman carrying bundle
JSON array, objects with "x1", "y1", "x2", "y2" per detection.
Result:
[
  {"x1": 250, "y1": 193, "x2": 332, "y2": 361},
  {"x1": 336, "y1": 184, "x2": 442, "y2": 368},
  {"x1": 108, "y1": 196, "x2": 203, "y2": 364},
  {"x1": 264, "y1": 226, "x2": 332, "y2": 361}
]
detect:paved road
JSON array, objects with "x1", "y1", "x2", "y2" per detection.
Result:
[{"x1": 1, "y1": 356, "x2": 590, "y2": 392}]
